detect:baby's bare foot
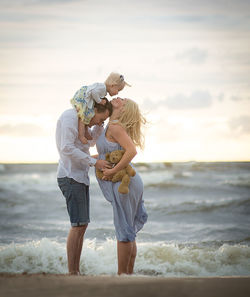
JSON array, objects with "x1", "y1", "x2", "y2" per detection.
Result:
[
  {"x1": 85, "y1": 129, "x2": 93, "y2": 140},
  {"x1": 79, "y1": 136, "x2": 88, "y2": 144}
]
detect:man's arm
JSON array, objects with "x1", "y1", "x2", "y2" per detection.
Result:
[
  {"x1": 58, "y1": 116, "x2": 110, "y2": 170},
  {"x1": 58, "y1": 117, "x2": 97, "y2": 167},
  {"x1": 88, "y1": 125, "x2": 104, "y2": 147}
]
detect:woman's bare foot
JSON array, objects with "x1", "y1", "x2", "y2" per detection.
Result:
[{"x1": 69, "y1": 271, "x2": 80, "y2": 276}]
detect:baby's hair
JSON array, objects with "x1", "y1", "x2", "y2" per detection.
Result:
[{"x1": 105, "y1": 72, "x2": 131, "y2": 89}]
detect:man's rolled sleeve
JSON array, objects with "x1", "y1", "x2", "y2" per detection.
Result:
[
  {"x1": 59, "y1": 116, "x2": 95, "y2": 167},
  {"x1": 89, "y1": 157, "x2": 97, "y2": 167},
  {"x1": 89, "y1": 125, "x2": 104, "y2": 147}
]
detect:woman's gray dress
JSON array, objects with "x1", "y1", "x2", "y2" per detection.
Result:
[{"x1": 96, "y1": 125, "x2": 148, "y2": 242}]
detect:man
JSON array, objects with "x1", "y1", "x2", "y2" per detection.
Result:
[{"x1": 56, "y1": 98, "x2": 112, "y2": 275}]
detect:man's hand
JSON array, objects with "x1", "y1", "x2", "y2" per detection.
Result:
[
  {"x1": 95, "y1": 159, "x2": 111, "y2": 170},
  {"x1": 100, "y1": 99, "x2": 106, "y2": 105}
]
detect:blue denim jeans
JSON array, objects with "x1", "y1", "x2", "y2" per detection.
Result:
[{"x1": 57, "y1": 177, "x2": 90, "y2": 227}]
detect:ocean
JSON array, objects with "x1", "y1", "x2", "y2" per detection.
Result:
[{"x1": 0, "y1": 162, "x2": 250, "y2": 276}]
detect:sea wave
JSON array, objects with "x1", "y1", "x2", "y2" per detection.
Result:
[
  {"x1": 134, "y1": 162, "x2": 173, "y2": 172},
  {"x1": 190, "y1": 162, "x2": 250, "y2": 172},
  {"x1": 0, "y1": 171, "x2": 57, "y2": 194},
  {"x1": 150, "y1": 198, "x2": 250, "y2": 216},
  {"x1": 1, "y1": 238, "x2": 250, "y2": 276},
  {"x1": 0, "y1": 163, "x2": 57, "y2": 174},
  {"x1": 222, "y1": 178, "x2": 250, "y2": 189},
  {"x1": 0, "y1": 164, "x2": 5, "y2": 172},
  {"x1": 137, "y1": 241, "x2": 250, "y2": 276},
  {"x1": 145, "y1": 182, "x2": 184, "y2": 189}
]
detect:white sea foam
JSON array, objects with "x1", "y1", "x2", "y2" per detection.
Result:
[
  {"x1": 136, "y1": 242, "x2": 250, "y2": 276},
  {"x1": 0, "y1": 238, "x2": 67, "y2": 274},
  {"x1": 1, "y1": 238, "x2": 250, "y2": 276}
]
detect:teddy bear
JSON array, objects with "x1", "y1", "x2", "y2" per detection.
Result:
[{"x1": 96, "y1": 149, "x2": 136, "y2": 194}]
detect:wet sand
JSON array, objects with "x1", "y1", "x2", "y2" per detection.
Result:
[{"x1": 1, "y1": 274, "x2": 250, "y2": 297}]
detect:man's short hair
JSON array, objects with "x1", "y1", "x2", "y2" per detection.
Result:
[{"x1": 94, "y1": 98, "x2": 113, "y2": 117}]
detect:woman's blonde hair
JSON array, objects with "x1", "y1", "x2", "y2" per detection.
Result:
[
  {"x1": 117, "y1": 99, "x2": 146, "y2": 150},
  {"x1": 105, "y1": 72, "x2": 131, "y2": 89}
]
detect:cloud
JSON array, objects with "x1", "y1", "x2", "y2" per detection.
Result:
[
  {"x1": 217, "y1": 93, "x2": 224, "y2": 102},
  {"x1": 164, "y1": 91, "x2": 212, "y2": 109},
  {"x1": 229, "y1": 95, "x2": 250, "y2": 101},
  {"x1": 0, "y1": 0, "x2": 80, "y2": 7},
  {"x1": 230, "y1": 95, "x2": 243, "y2": 101},
  {"x1": 1, "y1": 0, "x2": 250, "y2": 28},
  {"x1": 2, "y1": 0, "x2": 250, "y2": 14},
  {"x1": 229, "y1": 115, "x2": 250, "y2": 135},
  {"x1": 176, "y1": 48, "x2": 208, "y2": 65},
  {"x1": 0, "y1": 123, "x2": 46, "y2": 137}
]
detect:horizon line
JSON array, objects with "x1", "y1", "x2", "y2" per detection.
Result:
[{"x1": 1, "y1": 160, "x2": 250, "y2": 165}]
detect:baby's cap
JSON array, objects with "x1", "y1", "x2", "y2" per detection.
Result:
[{"x1": 106, "y1": 72, "x2": 131, "y2": 87}]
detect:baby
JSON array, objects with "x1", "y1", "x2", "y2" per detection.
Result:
[{"x1": 71, "y1": 72, "x2": 131, "y2": 144}]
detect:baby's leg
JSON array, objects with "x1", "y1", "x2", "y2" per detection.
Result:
[
  {"x1": 78, "y1": 119, "x2": 88, "y2": 144},
  {"x1": 84, "y1": 126, "x2": 93, "y2": 140}
]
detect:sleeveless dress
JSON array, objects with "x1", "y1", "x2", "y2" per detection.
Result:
[{"x1": 96, "y1": 125, "x2": 148, "y2": 242}]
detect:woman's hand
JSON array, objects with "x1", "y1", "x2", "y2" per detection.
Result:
[{"x1": 102, "y1": 168, "x2": 115, "y2": 180}]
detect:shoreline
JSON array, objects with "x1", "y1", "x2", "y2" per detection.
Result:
[{"x1": 1, "y1": 274, "x2": 250, "y2": 297}]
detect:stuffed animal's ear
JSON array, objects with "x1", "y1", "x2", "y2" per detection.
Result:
[{"x1": 105, "y1": 153, "x2": 110, "y2": 161}]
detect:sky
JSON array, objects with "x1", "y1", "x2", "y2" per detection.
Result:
[{"x1": 0, "y1": 0, "x2": 250, "y2": 163}]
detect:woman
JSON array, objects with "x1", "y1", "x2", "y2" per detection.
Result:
[{"x1": 96, "y1": 97, "x2": 148, "y2": 275}]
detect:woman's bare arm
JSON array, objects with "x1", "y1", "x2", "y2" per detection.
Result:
[{"x1": 102, "y1": 124, "x2": 136, "y2": 177}]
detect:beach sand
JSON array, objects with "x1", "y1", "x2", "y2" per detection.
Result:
[{"x1": 1, "y1": 274, "x2": 250, "y2": 297}]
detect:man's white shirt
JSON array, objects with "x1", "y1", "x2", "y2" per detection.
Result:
[{"x1": 56, "y1": 109, "x2": 103, "y2": 185}]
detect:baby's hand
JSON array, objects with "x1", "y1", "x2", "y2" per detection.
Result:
[{"x1": 100, "y1": 99, "x2": 106, "y2": 105}]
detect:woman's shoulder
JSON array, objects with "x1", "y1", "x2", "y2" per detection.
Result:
[
  {"x1": 108, "y1": 122, "x2": 124, "y2": 131},
  {"x1": 107, "y1": 122, "x2": 126, "y2": 137}
]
